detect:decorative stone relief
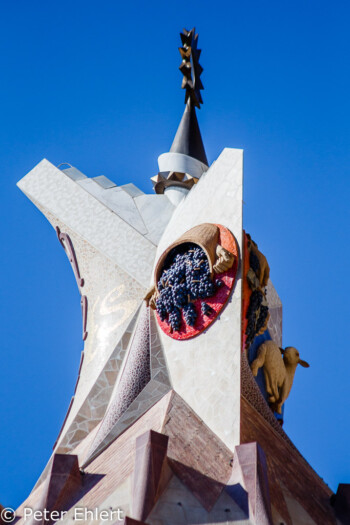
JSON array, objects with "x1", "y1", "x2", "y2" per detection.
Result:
[
  {"x1": 250, "y1": 340, "x2": 310, "y2": 414},
  {"x1": 243, "y1": 232, "x2": 270, "y2": 349},
  {"x1": 56, "y1": 226, "x2": 88, "y2": 341},
  {"x1": 54, "y1": 310, "x2": 138, "y2": 454},
  {"x1": 83, "y1": 305, "x2": 172, "y2": 466},
  {"x1": 56, "y1": 227, "x2": 84, "y2": 287},
  {"x1": 145, "y1": 223, "x2": 239, "y2": 339}
]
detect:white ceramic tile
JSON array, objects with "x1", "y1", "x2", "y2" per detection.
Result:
[
  {"x1": 153, "y1": 148, "x2": 244, "y2": 451},
  {"x1": 17, "y1": 159, "x2": 156, "y2": 288},
  {"x1": 134, "y1": 194, "x2": 175, "y2": 245}
]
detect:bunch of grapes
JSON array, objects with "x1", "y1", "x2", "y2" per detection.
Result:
[
  {"x1": 245, "y1": 289, "x2": 264, "y2": 347},
  {"x1": 245, "y1": 244, "x2": 269, "y2": 348},
  {"x1": 256, "y1": 305, "x2": 269, "y2": 333},
  {"x1": 155, "y1": 297, "x2": 167, "y2": 321},
  {"x1": 249, "y1": 251, "x2": 260, "y2": 274},
  {"x1": 201, "y1": 302, "x2": 214, "y2": 317},
  {"x1": 156, "y1": 243, "x2": 217, "y2": 332},
  {"x1": 168, "y1": 308, "x2": 181, "y2": 332},
  {"x1": 183, "y1": 303, "x2": 197, "y2": 326},
  {"x1": 215, "y1": 279, "x2": 223, "y2": 288}
]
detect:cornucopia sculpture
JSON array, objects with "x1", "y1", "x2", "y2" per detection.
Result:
[{"x1": 144, "y1": 223, "x2": 235, "y2": 309}]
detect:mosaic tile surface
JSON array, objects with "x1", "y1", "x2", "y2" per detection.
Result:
[
  {"x1": 17, "y1": 159, "x2": 157, "y2": 288},
  {"x1": 84, "y1": 306, "x2": 172, "y2": 465},
  {"x1": 88, "y1": 304, "x2": 151, "y2": 455},
  {"x1": 33, "y1": 207, "x2": 145, "y2": 433},
  {"x1": 154, "y1": 148, "x2": 243, "y2": 451},
  {"x1": 56, "y1": 310, "x2": 139, "y2": 453}
]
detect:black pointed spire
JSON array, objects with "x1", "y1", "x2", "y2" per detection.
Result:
[
  {"x1": 152, "y1": 27, "x2": 208, "y2": 196},
  {"x1": 170, "y1": 27, "x2": 208, "y2": 166},
  {"x1": 170, "y1": 99, "x2": 208, "y2": 166}
]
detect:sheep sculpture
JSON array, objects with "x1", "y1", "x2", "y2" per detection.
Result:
[{"x1": 250, "y1": 340, "x2": 310, "y2": 414}]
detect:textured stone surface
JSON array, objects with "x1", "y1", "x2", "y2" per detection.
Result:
[
  {"x1": 154, "y1": 148, "x2": 243, "y2": 451},
  {"x1": 76, "y1": 178, "x2": 149, "y2": 235},
  {"x1": 229, "y1": 443, "x2": 273, "y2": 525},
  {"x1": 55, "y1": 310, "x2": 140, "y2": 454},
  {"x1": 148, "y1": 475, "x2": 250, "y2": 524},
  {"x1": 134, "y1": 194, "x2": 175, "y2": 245},
  {"x1": 86, "y1": 380, "x2": 169, "y2": 464},
  {"x1": 87, "y1": 305, "x2": 151, "y2": 459},
  {"x1": 32, "y1": 310, "x2": 140, "y2": 494},
  {"x1": 240, "y1": 394, "x2": 335, "y2": 524},
  {"x1": 132, "y1": 430, "x2": 169, "y2": 521},
  {"x1": 17, "y1": 159, "x2": 157, "y2": 287},
  {"x1": 26, "y1": 454, "x2": 82, "y2": 525},
  {"x1": 162, "y1": 392, "x2": 233, "y2": 512},
  {"x1": 28, "y1": 207, "x2": 146, "y2": 442},
  {"x1": 149, "y1": 310, "x2": 172, "y2": 387},
  {"x1": 14, "y1": 393, "x2": 174, "y2": 525},
  {"x1": 17, "y1": 159, "x2": 177, "y2": 491},
  {"x1": 84, "y1": 307, "x2": 172, "y2": 466}
]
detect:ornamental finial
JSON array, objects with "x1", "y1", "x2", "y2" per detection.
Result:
[{"x1": 179, "y1": 28, "x2": 204, "y2": 108}]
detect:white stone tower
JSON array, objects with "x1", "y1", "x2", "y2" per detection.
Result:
[{"x1": 12, "y1": 27, "x2": 348, "y2": 525}]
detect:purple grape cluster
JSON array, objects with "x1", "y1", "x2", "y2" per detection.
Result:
[
  {"x1": 183, "y1": 303, "x2": 197, "y2": 327},
  {"x1": 156, "y1": 243, "x2": 216, "y2": 331},
  {"x1": 249, "y1": 250, "x2": 260, "y2": 274},
  {"x1": 201, "y1": 302, "x2": 214, "y2": 317},
  {"x1": 245, "y1": 289, "x2": 269, "y2": 347}
]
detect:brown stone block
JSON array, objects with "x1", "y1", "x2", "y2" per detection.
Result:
[
  {"x1": 168, "y1": 458, "x2": 225, "y2": 512},
  {"x1": 163, "y1": 392, "x2": 233, "y2": 485},
  {"x1": 332, "y1": 484, "x2": 350, "y2": 524},
  {"x1": 120, "y1": 517, "x2": 149, "y2": 525},
  {"x1": 240, "y1": 395, "x2": 336, "y2": 524},
  {"x1": 231, "y1": 442, "x2": 273, "y2": 525},
  {"x1": 132, "y1": 430, "x2": 170, "y2": 521},
  {"x1": 25, "y1": 454, "x2": 82, "y2": 525}
]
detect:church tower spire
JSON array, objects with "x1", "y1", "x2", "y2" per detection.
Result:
[
  {"x1": 152, "y1": 28, "x2": 208, "y2": 203},
  {"x1": 169, "y1": 98, "x2": 208, "y2": 166}
]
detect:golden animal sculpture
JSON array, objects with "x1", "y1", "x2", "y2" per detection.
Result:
[
  {"x1": 250, "y1": 340, "x2": 310, "y2": 414},
  {"x1": 144, "y1": 223, "x2": 235, "y2": 309}
]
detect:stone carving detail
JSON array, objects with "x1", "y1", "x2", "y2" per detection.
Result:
[
  {"x1": 244, "y1": 233, "x2": 270, "y2": 348},
  {"x1": 247, "y1": 234, "x2": 270, "y2": 288},
  {"x1": 80, "y1": 295, "x2": 88, "y2": 341},
  {"x1": 82, "y1": 307, "x2": 172, "y2": 467},
  {"x1": 241, "y1": 353, "x2": 297, "y2": 446},
  {"x1": 145, "y1": 223, "x2": 238, "y2": 339},
  {"x1": 86, "y1": 304, "x2": 151, "y2": 460},
  {"x1": 213, "y1": 244, "x2": 235, "y2": 273},
  {"x1": 250, "y1": 340, "x2": 310, "y2": 414},
  {"x1": 56, "y1": 226, "x2": 88, "y2": 341},
  {"x1": 56, "y1": 227, "x2": 84, "y2": 288}
]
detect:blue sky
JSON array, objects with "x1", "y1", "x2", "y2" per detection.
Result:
[{"x1": 1, "y1": 0, "x2": 349, "y2": 509}]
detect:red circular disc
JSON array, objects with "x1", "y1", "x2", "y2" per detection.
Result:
[{"x1": 156, "y1": 224, "x2": 239, "y2": 340}]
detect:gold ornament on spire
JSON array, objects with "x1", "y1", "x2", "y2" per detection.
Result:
[{"x1": 179, "y1": 28, "x2": 204, "y2": 109}]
